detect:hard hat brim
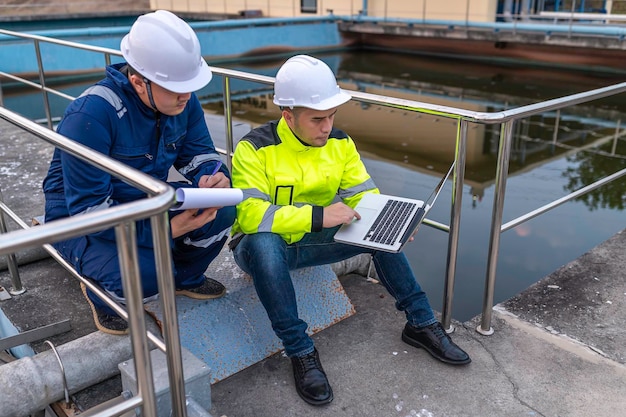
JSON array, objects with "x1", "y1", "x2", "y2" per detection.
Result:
[
  {"x1": 121, "y1": 34, "x2": 213, "y2": 94},
  {"x1": 275, "y1": 89, "x2": 352, "y2": 111},
  {"x1": 154, "y1": 59, "x2": 213, "y2": 94}
]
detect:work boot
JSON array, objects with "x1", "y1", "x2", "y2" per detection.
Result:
[
  {"x1": 80, "y1": 282, "x2": 128, "y2": 336},
  {"x1": 291, "y1": 348, "x2": 333, "y2": 406},
  {"x1": 402, "y1": 322, "x2": 471, "y2": 365},
  {"x1": 175, "y1": 276, "x2": 226, "y2": 299}
]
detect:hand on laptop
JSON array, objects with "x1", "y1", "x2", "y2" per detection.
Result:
[
  {"x1": 407, "y1": 227, "x2": 422, "y2": 243},
  {"x1": 323, "y1": 202, "x2": 361, "y2": 228}
]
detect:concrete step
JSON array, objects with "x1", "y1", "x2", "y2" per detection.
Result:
[{"x1": 144, "y1": 248, "x2": 356, "y2": 383}]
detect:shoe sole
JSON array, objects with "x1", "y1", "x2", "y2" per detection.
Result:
[
  {"x1": 80, "y1": 282, "x2": 129, "y2": 336},
  {"x1": 402, "y1": 332, "x2": 471, "y2": 366},
  {"x1": 295, "y1": 386, "x2": 334, "y2": 406},
  {"x1": 175, "y1": 287, "x2": 226, "y2": 300}
]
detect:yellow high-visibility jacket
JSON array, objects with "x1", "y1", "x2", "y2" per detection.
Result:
[{"x1": 231, "y1": 117, "x2": 379, "y2": 244}]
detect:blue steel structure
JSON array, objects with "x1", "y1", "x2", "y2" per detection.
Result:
[{"x1": 3, "y1": 13, "x2": 626, "y2": 77}]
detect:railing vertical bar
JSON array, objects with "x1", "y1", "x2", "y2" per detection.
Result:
[
  {"x1": 552, "y1": 109, "x2": 560, "y2": 144},
  {"x1": 115, "y1": 222, "x2": 158, "y2": 417},
  {"x1": 441, "y1": 119, "x2": 468, "y2": 332},
  {"x1": 478, "y1": 120, "x2": 515, "y2": 335},
  {"x1": 222, "y1": 75, "x2": 235, "y2": 169},
  {"x1": 71, "y1": 395, "x2": 143, "y2": 417},
  {"x1": 33, "y1": 40, "x2": 54, "y2": 130},
  {"x1": 501, "y1": 166, "x2": 626, "y2": 232},
  {"x1": 150, "y1": 211, "x2": 189, "y2": 417},
  {"x1": 0, "y1": 188, "x2": 25, "y2": 295},
  {"x1": 612, "y1": 119, "x2": 621, "y2": 155}
]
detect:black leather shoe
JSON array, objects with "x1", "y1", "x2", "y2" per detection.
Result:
[
  {"x1": 402, "y1": 322, "x2": 471, "y2": 365},
  {"x1": 291, "y1": 349, "x2": 333, "y2": 406}
]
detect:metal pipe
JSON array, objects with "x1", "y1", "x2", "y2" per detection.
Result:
[
  {"x1": 115, "y1": 222, "x2": 159, "y2": 417},
  {"x1": 222, "y1": 75, "x2": 235, "y2": 170},
  {"x1": 76, "y1": 394, "x2": 142, "y2": 417},
  {"x1": 0, "y1": 330, "x2": 152, "y2": 417},
  {"x1": 0, "y1": 107, "x2": 168, "y2": 196},
  {"x1": 0, "y1": 110, "x2": 174, "y2": 258},
  {"x1": 612, "y1": 119, "x2": 621, "y2": 155},
  {"x1": 6, "y1": 26, "x2": 626, "y2": 129},
  {"x1": 441, "y1": 120, "x2": 468, "y2": 332},
  {"x1": 0, "y1": 195, "x2": 172, "y2": 257},
  {"x1": 0, "y1": 70, "x2": 75, "y2": 101},
  {"x1": 502, "y1": 167, "x2": 626, "y2": 232},
  {"x1": 33, "y1": 39, "x2": 54, "y2": 129},
  {"x1": 478, "y1": 120, "x2": 515, "y2": 335},
  {"x1": 0, "y1": 203, "x2": 167, "y2": 351},
  {"x1": 0, "y1": 188, "x2": 24, "y2": 295},
  {"x1": 151, "y1": 212, "x2": 189, "y2": 417},
  {"x1": 0, "y1": 28, "x2": 122, "y2": 57},
  {"x1": 43, "y1": 341, "x2": 70, "y2": 407}
]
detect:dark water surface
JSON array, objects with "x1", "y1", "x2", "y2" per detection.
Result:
[
  {"x1": 210, "y1": 51, "x2": 626, "y2": 321},
  {"x1": 5, "y1": 50, "x2": 625, "y2": 321}
]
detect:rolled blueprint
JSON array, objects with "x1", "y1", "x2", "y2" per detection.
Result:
[{"x1": 172, "y1": 188, "x2": 243, "y2": 210}]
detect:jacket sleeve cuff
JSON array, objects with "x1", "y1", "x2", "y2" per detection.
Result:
[{"x1": 311, "y1": 205, "x2": 324, "y2": 232}]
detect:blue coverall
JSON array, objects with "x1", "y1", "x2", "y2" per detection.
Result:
[{"x1": 43, "y1": 63, "x2": 236, "y2": 315}]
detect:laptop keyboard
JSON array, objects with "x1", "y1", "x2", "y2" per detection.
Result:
[{"x1": 365, "y1": 199, "x2": 417, "y2": 245}]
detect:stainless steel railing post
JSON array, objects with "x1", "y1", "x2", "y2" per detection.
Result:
[
  {"x1": 115, "y1": 221, "x2": 159, "y2": 417},
  {"x1": 0, "y1": 187, "x2": 25, "y2": 295},
  {"x1": 478, "y1": 119, "x2": 515, "y2": 335},
  {"x1": 222, "y1": 75, "x2": 234, "y2": 170},
  {"x1": 33, "y1": 40, "x2": 54, "y2": 130},
  {"x1": 151, "y1": 211, "x2": 189, "y2": 417},
  {"x1": 441, "y1": 119, "x2": 468, "y2": 332}
]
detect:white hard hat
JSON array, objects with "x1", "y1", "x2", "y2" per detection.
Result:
[
  {"x1": 120, "y1": 10, "x2": 212, "y2": 93},
  {"x1": 273, "y1": 55, "x2": 351, "y2": 111}
]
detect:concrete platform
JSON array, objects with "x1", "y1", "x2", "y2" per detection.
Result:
[
  {"x1": 143, "y1": 251, "x2": 355, "y2": 384},
  {"x1": 207, "y1": 230, "x2": 626, "y2": 417}
]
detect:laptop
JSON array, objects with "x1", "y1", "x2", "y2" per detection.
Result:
[{"x1": 334, "y1": 162, "x2": 455, "y2": 253}]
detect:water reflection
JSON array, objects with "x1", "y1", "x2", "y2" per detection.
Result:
[
  {"x1": 564, "y1": 141, "x2": 626, "y2": 211},
  {"x1": 204, "y1": 51, "x2": 626, "y2": 320}
]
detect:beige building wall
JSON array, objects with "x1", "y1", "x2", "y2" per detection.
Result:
[{"x1": 150, "y1": 0, "x2": 498, "y2": 22}]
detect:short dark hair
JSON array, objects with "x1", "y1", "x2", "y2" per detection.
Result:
[
  {"x1": 127, "y1": 65, "x2": 139, "y2": 77},
  {"x1": 281, "y1": 106, "x2": 302, "y2": 116}
]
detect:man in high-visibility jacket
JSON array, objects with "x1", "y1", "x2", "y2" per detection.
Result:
[{"x1": 230, "y1": 55, "x2": 470, "y2": 406}]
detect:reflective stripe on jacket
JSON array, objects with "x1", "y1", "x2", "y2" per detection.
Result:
[
  {"x1": 231, "y1": 117, "x2": 378, "y2": 244},
  {"x1": 43, "y1": 62, "x2": 225, "y2": 247}
]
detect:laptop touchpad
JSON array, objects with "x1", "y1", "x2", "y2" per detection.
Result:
[{"x1": 354, "y1": 207, "x2": 377, "y2": 225}]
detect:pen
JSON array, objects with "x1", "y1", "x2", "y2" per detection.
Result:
[{"x1": 209, "y1": 161, "x2": 223, "y2": 178}]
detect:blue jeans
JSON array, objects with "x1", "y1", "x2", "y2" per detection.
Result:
[{"x1": 232, "y1": 227, "x2": 437, "y2": 357}]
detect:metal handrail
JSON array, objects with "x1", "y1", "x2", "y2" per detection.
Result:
[
  {"x1": 1, "y1": 24, "x2": 625, "y2": 413},
  {"x1": 0, "y1": 105, "x2": 186, "y2": 416},
  {"x1": 3, "y1": 26, "x2": 625, "y2": 327}
]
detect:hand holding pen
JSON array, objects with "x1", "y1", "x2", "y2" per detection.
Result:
[
  {"x1": 198, "y1": 161, "x2": 229, "y2": 189},
  {"x1": 209, "y1": 161, "x2": 223, "y2": 178}
]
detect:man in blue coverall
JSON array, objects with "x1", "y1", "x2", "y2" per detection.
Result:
[{"x1": 42, "y1": 10, "x2": 236, "y2": 335}]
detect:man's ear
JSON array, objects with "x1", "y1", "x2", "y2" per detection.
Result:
[
  {"x1": 282, "y1": 108, "x2": 294, "y2": 124},
  {"x1": 129, "y1": 74, "x2": 145, "y2": 94}
]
